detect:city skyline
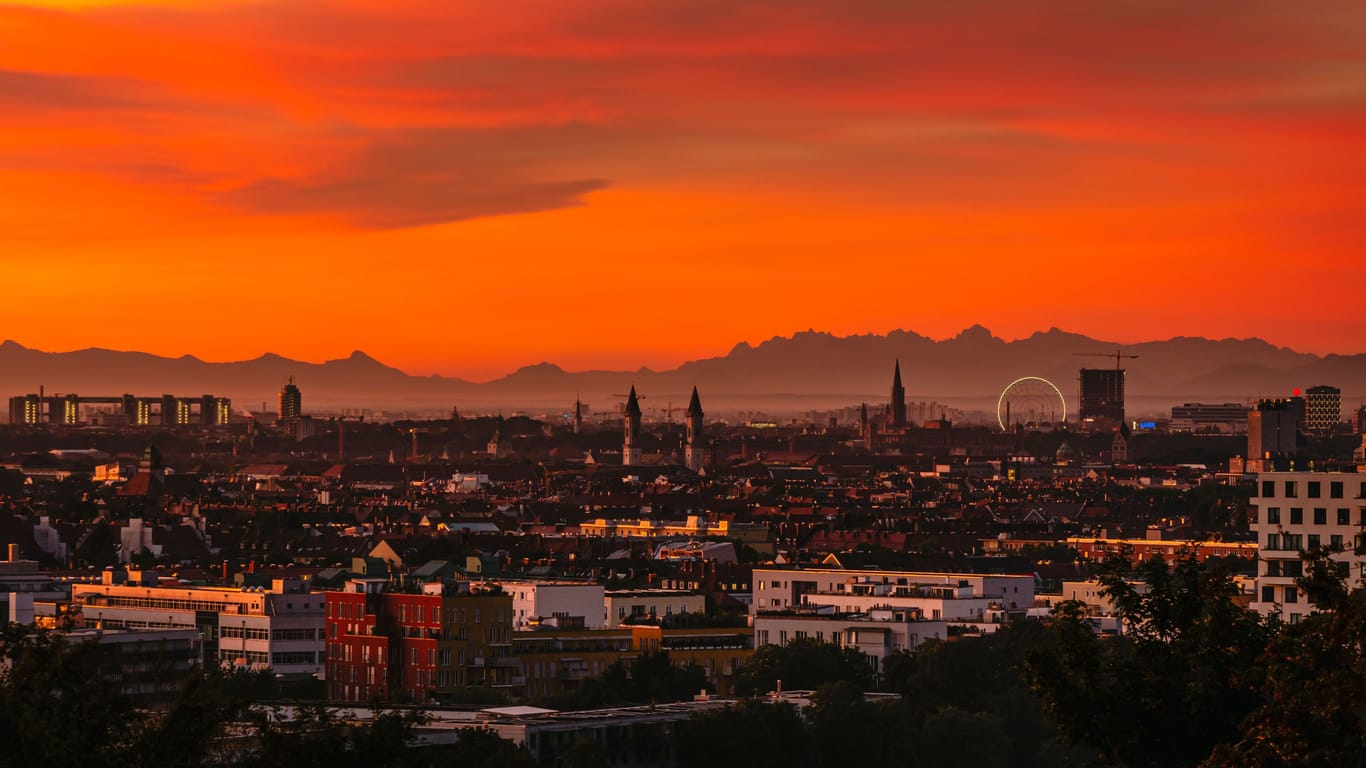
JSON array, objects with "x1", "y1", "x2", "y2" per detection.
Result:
[{"x1": 3, "y1": 1, "x2": 1365, "y2": 377}]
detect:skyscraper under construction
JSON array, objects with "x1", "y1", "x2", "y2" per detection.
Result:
[{"x1": 1079, "y1": 368, "x2": 1124, "y2": 425}]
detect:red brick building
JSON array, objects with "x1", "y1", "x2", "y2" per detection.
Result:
[{"x1": 325, "y1": 579, "x2": 514, "y2": 703}]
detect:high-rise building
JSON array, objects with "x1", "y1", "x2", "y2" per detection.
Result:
[
  {"x1": 1247, "y1": 399, "x2": 1302, "y2": 469},
  {"x1": 685, "y1": 386, "x2": 705, "y2": 473},
  {"x1": 623, "y1": 386, "x2": 643, "y2": 466},
  {"x1": 8, "y1": 395, "x2": 40, "y2": 425},
  {"x1": 1250, "y1": 471, "x2": 1366, "y2": 624},
  {"x1": 279, "y1": 378, "x2": 302, "y2": 422},
  {"x1": 1304, "y1": 385, "x2": 1341, "y2": 435},
  {"x1": 279, "y1": 377, "x2": 302, "y2": 428},
  {"x1": 1079, "y1": 368, "x2": 1125, "y2": 425}
]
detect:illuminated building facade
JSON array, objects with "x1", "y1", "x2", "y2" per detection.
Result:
[
  {"x1": 325, "y1": 580, "x2": 516, "y2": 703},
  {"x1": 73, "y1": 576, "x2": 324, "y2": 678},
  {"x1": 8, "y1": 392, "x2": 230, "y2": 426},
  {"x1": 1304, "y1": 385, "x2": 1341, "y2": 435},
  {"x1": 279, "y1": 377, "x2": 302, "y2": 428}
]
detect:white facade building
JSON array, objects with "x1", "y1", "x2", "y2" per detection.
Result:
[
  {"x1": 1250, "y1": 471, "x2": 1366, "y2": 623},
  {"x1": 0, "y1": 545, "x2": 66, "y2": 624},
  {"x1": 751, "y1": 568, "x2": 1035, "y2": 618},
  {"x1": 753, "y1": 606, "x2": 948, "y2": 675},
  {"x1": 497, "y1": 581, "x2": 606, "y2": 630},
  {"x1": 604, "y1": 589, "x2": 705, "y2": 627},
  {"x1": 72, "y1": 577, "x2": 325, "y2": 678}
]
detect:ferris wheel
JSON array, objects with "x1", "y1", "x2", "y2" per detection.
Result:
[{"x1": 997, "y1": 376, "x2": 1067, "y2": 431}]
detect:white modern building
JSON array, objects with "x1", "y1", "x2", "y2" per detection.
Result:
[
  {"x1": 1250, "y1": 471, "x2": 1366, "y2": 623},
  {"x1": 0, "y1": 544, "x2": 66, "y2": 624},
  {"x1": 495, "y1": 580, "x2": 606, "y2": 630},
  {"x1": 751, "y1": 567, "x2": 1035, "y2": 617},
  {"x1": 604, "y1": 589, "x2": 705, "y2": 627},
  {"x1": 72, "y1": 575, "x2": 325, "y2": 679},
  {"x1": 753, "y1": 605, "x2": 948, "y2": 674}
]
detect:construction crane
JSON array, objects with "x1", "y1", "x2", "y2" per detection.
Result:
[
  {"x1": 659, "y1": 401, "x2": 678, "y2": 424},
  {"x1": 1074, "y1": 349, "x2": 1139, "y2": 370},
  {"x1": 611, "y1": 391, "x2": 646, "y2": 416}
]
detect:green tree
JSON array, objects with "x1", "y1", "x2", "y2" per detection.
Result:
[
  {"x1": 735, "y1": 637, "x2": 874, "y2": 695},
  {"x1": 1206, "y1": 548, "x2": 1366, "y2": 766},
  {"x1": 913, "y1": 707, "x2": 1012, "y2": 768},
  {"x1": 1026, "y1": 553, "x2": 1273, "y2": 768},
  {"x1": 886, "y1": 623, "x2": 1096, "y2": 768},
  {"x1": 446, "y1": 726, "x2": 537, "y2": 768},
  {"x1": 559, "y1": 651, "x2": 711, "y2": 709},
  {"x1": 0, "y1": 624, "x2": 138, "y2": 768},
  {"x1": 806, "y1": 681, "x2": 912, "y2": 768},
  {"x1": 674, "y1": 699, "x2": 813, "y2": 768}
]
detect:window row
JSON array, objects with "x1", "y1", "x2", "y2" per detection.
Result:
[
  {"x1": 1262, "y1": 480, "x2": 1365, "y2": 500},
  {"x1": 1263, "y1": 507, "x2": 1360, "y2": 526},
  {"x1": 1265, "y1": 533, "x2": 1364, "y2": 551}
]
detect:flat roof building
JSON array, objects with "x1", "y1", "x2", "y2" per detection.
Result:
[
  {"x1": 1250, "y1": 471, "x2": 1366, "y2": 624},
  {"x1": 73, "y1": 576, "x2": 324, "y2": 679}
]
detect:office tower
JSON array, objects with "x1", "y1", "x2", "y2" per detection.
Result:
[
  {"x1": 1304, "y1": 385, "x2": 1341, "y2": 435},
  {"x1": 1079, "y1": 368, "x2": 1125, "y2": 424}
]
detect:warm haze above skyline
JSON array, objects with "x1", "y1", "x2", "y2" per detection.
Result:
[{"x1": 3, "y1": 1, "x2": 1364, "y2": 379}]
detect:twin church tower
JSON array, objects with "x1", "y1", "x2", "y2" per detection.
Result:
[{"x1": 622, "y1": 385, "x2": 705, "y2": 472}]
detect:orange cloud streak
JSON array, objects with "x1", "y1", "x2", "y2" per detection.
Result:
[{"x1": 1, "y1": 0, "x2": 1363, "y2": 378}]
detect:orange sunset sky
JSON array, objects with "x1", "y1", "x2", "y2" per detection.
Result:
[{"x1": 2, "y1": 0, "x2": 1363, "y2": 380}]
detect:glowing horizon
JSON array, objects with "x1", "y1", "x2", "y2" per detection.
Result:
[{"x1": 3, "y1": 1, "x2": 1363, "y2": 379}]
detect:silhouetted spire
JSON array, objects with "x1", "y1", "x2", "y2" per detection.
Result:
[
  {"x1": 890, "y1": 359, "x2": 907, "y2": 429},
  {"x1": 625, "y1": 386, "x2": 642, "y2": 417},
  {"x1": 686, "y1": 386, "x2": 703, "y2": 417}
]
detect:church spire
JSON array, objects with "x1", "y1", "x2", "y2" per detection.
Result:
[
  {"x1": 685, "y1": 387, "x2": 704, "y2": 473},
  {"x1": 623, "y1": 386, "x2": 643, "y2": 466},
  {"x1": 890, "y1": 359, "x2": 907, "y2": 429}
]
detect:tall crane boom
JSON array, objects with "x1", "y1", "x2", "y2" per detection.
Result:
[{"x1": 1074, "y1": 349, "x2": 1139, "y2": 370}]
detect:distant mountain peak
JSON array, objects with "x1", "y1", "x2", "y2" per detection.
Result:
[
  {"x1": 728, "y1": 340, "x2": 755, "y2": 355},
  {"x1": 0, "y1": 339, "x2": 26, "y2": 351},
  {"x1": 516, "y1": 362, "x2": 566, "y2": 374},
  {"x1": 952, "y1": 324, "x2": 999, "y2": 343}
]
